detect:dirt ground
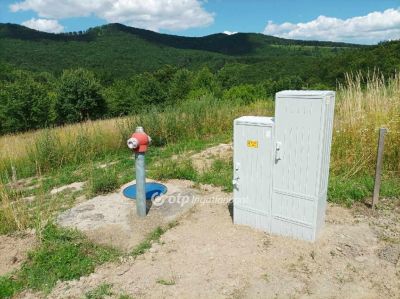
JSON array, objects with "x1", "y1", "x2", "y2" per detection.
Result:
[
  {"x1": 43, "y1": 182, "x2": 400, "y2": 299},
  {"x1": 167, "y1": 143, "x2": 233, "y2": 173},
  {"x1": 190, "y1": 143, "x2": 232, "y2": 173},
  {"x1": 0, "y1": 231, "x2": 36, "y2": 276}
]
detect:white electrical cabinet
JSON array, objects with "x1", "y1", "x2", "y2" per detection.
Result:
[
  {"x1": 233, "y1": 116, "x2": 275, "y2": 231},
  {"x1": 233, "y1": 91, "x2": 335, "y2": 242}
]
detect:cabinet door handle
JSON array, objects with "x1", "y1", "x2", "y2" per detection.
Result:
[
  {"x1": 233, "y1": 163, "x2": 240, "y2": 186},
  {"x1": 275, "y1": 142, "x2": 282, "y2": 161}
]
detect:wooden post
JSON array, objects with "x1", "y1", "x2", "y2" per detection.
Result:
[{"x1": 372, "y1": 128, "x2": 388, "y2": 208}]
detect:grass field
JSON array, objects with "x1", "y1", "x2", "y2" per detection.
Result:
[
  {"x1": 1, "y1": 73, "x2": 399, "y2": 177},
  {"x1": 0, "y1": 73, "x2": 399, "y2": 297},
  {"x1": 1, "y1": 73, "x2": 400, "y2": 227}
]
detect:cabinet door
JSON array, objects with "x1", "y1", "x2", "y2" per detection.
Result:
[
  {"x1": 234, "y1": 124, "x2": 273, "y2": 216},
  {"x1": 272, "y1": 97, "x2": 325, "y2": 231}
]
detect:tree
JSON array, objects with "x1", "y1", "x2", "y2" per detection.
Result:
[
  {"x1": 0, "y1": 70, "x2": 55, "y2": 133},
  {"x1": 222, "y1": 84, "x2": 264, "y2": 104},
  {"x1": 168, "y1": 68, "x2": 193, "y2": 103},
  {"x1": 132, "y1": 73, "x2": 167, "y2": 107},
  {"x1": 55, "y1": 68, "x2": 106, "y2": 124},
  {"x1": 103, "y1": 79, "x2": 133, "y2": 117},
  {"x1": 193, "y1": 67, "x2": 221, "y2": 97},
  {"x1": 217, "y1": 63, "x2": 247, "y2": 89}
]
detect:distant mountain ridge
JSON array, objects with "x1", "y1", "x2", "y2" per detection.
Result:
[
  {"x1": 0, "y1": 23, "x2": 361, "y2": 56},
  {"x1": 0, "y1": 22, "x2": 399, "y2": 85}
]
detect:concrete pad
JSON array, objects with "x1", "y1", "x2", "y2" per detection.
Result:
[{"x1": 57, "y1": 180, "x2": 199, "y2": 251}]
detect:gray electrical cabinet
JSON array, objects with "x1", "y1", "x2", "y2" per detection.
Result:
[
  {"x1": 233, "y1": 91, "x2": 335, "y2": 241},
  {"x1": 233, "y1": 116, "x2": 275, "y2": 232}
]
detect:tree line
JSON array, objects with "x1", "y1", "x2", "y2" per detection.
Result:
[{"x1": 0, "y1": 65, "x2": 309, "y2": 135}]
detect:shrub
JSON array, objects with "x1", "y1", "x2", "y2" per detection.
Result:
[
  {"x1": 56, "y1": 68, "x2": 106, "y2": 124},
  {"x1": 222, "y1": 84, "x2": 264, "y2": 104}
]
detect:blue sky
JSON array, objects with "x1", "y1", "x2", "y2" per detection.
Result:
[{"x1": 1, "y1": 0, "x2": 400, "y2": 44}]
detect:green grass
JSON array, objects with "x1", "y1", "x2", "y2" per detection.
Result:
[
  {"x1": 88, "y1": 167, "x2": 120, "y2": 196},
  {"x1": 131, "y1": 222, "x2": 178, "y2": 257},
  {"x1": 328, "y1": 175, "x2": 400, "y2": 207},
  {"x1": 198, "y1": 159, "x2": 233, "y2": 192},
  {"x1": 150, "y1": 160, "x2": 197, "y2": 182},
  {"x1": 0, "y1": 203, "x2": 180, "y2": 297},
  {"x1": 0, "y1": 224, "x2": 119, "y2": 297},
  {"x1": 85, "y1": 283, "x2": 113, "y2": 299},
  {"x1": 0, "y1": 276, "x2": 23, "y2": 298},
  {"x1": 131, "y1": 227, "x2": 166, "y2": 257},
  {"x1": 149, "y1": 155, "x2": 400, "y2": 206},
  {"x1": 156, "y1": 279, "x2": 175, "y2": 286},
  {"x1": 149, "y1": 156, "x2": 233, "y2": 192}
]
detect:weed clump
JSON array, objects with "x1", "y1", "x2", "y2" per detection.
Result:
[
  {"x1": 85, "y1": 283, "x2": 114, "y2": 299},
  {"x1": 89, "y1": 168, "x2": 119, "y2": 196}
]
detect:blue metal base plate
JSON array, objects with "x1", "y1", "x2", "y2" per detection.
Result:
[{"x1": 123, "y1": 182, "x2": 168, "y2": 200}]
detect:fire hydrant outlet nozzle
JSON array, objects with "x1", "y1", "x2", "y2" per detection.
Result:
[
  {"x1": 127, "y1": 128, "x2": 151, "y2": 153},
  {"x1": 127, "y1": 138, "x2": 139, "y2": 149}
]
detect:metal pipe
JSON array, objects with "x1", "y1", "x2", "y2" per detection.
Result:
[{"x1": 135, "y1": 152, "x2": 146, "y2": 217}]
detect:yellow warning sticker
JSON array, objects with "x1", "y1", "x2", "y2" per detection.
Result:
[{"x1": 247, "y1": 140, "x2": 258, "y2": 148}]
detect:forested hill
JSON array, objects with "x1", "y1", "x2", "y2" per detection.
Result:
[
  {"x1": 1, "y1": 22, "x2": 400, "y2": 84},
  {"x1": 1, "y1": 22, "x2": 400, "y2": 135},
  {"x1": 0, "y1": 22, "x2": 381, "y2": 84},
  {"x1": 0, "y1": 22, "x2": 359, "y2": 54}
]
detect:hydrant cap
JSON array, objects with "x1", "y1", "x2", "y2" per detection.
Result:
[
  {"x1": 131, "y1": 131, "x2": 150, "y2": 153},
  {"x1": 127, "y1": 137, "x2": 138, "y2": 149}
]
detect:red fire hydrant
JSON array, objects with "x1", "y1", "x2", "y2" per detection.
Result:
[
  {"x1": 127, "y1": 127, "x2": 151, "y2": 217},
  {"x1": 127, "y1": 127, "x2": 151, "y2": 153}
]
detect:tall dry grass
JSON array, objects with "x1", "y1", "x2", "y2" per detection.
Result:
[
  {"x1": 332, "y1": 72, "x2": 400, "y2": 177},
  {"x1": 0, "y1": 74, "x2": 399, "y2": 181},
  {"x1": 0, "y1": 118, "x2": 125, "y2": 179},
  {"x1": 0, "y1": 95, "x2": 273, "y2": 180}
]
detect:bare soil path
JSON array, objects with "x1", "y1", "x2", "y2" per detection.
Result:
[{"x1": 46, "y1": 184, "x2": 399, "y2": 299}]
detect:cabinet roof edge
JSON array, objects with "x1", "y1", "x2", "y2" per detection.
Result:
[{"x1": 276, "y1": 90, "x2": 335, "y2": 97}]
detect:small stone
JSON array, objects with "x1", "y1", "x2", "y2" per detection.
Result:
[
  {"x1": 149, "y1": 247, "x2": 158, "y2": 253},
  {"x1": 22, "y1": 196, "x2": 35, "y2": 203},
  {"x1": 355, "y1": 256, "x2": 367, "y2": 263},
  {"x1": 117, "y1": 266, "x2": 131, "y2": 276},
  {"x1": 336, "y1": 247, "x2": 343, "y2": 252},
  {"x1": 90, "y1": 274, "x2": 99, "y2": 280},
  {"x1": 152, "y1": 243, "x2": 161, "y2": 250}
]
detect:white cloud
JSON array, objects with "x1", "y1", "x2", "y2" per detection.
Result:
[
  {"x1": 22, "y1": 18, "x2": 64, "y2": 33},
  {"x1": 10, "y1": 0, "x2": 214, "y2": 31},
  {"x1": 223, "y1": 30, "x2": 237, "y2": 35},
  {"x1": 263, "y1": 8, "x2": 400, "y2": 44}
]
